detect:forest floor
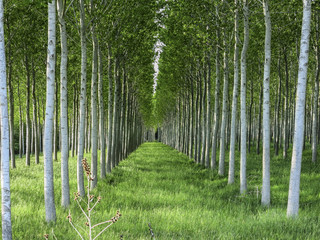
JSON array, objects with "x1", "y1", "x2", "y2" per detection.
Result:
[{"x1": 2, "y1": 142, "x2": 320, "y2": 239}]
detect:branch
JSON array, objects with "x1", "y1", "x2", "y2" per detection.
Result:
[
  {"x1": 69, "y1": 221, "x2": 85, "y2": 240},
  {"x1": 66, "y1": 0, "x2": 76, "y2": 13},
  {"x1": 76, "y1": 199, "x2": 90, "y2": 222},
  {"x1": 92, "y1": 223, "x2": 114, "y2": 240},
  {"x1": 91, "y1": 220, "x2": 113, "y2": 229}
]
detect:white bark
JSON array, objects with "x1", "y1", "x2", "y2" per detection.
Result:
[
  {"x1": 77, "y1": 0, "x2": 86, "y2": 196},
  {"x1": 98, "y1": 44, "x2": 106, "y2": 178},
  {"x1": 228, "y1": 0, "x2": 239, "y2": 184},
  {"x1": 205, "y1": 57, "x2": 211, "y2": 168},
  {"x1": 111, "y1": 60, "x2": 119, "y2": 168},
  {"x1": 0, "y1": 0, "x2": 12, "y2": 237},
  {"x1": 287, "y1": 0, "x2": 312, "y2": 218},
  {"x1": 219, "y1": 27, "x2": 229, "y2": 176},
  {"x1": 44, "y1": 0, "x2": 57, "y2": 222},
  {"x1": 240, "y1": 0, "x2": 249, "y2": 194},
  {"x1": 106, "y1": 45, "x2": 113, "y2": 173},
  {"x1": 57, "y1": 0, "x2": 70, "y2": 208},
  {"x1": 261, "y1": 0, "x2": 271, "y2": 206},
  {"x1": 312, "y1": 13, "x2": 320, "y2": 163},
  {"x1": 91, "y1": 27, "x2": 98, "y2": 189},
  {"x1": 211, "y1": 26, "x2": 220, "y2": 169}
]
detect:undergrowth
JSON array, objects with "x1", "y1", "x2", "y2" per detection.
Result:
[{"x1": 1, "y1": 142, "x2": 320, "y2": 239}]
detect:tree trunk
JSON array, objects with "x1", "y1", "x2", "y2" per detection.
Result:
[
  {"x1": 197, "y1": 77, "x2": 202, "y2": 163},
  {"x1": 57, "y1": 0, "x2": 70, "y2": 208},
  {"x1": 256, "y1": 84, "x2": 263, "y2": 154},
  {"x1": 18, "y1": 80, "x2": 22, "y2": 158},
  {"x1": 44, "y1": 0, "x2": 57, "y2": 223},
  {"x1": 32, "y1": 61, "x2": 39, "y2": 164},
  {"x1": 121, "y1": 64, "x2": 127, "y2": 161},
  {"x1": 111, "y1": 58, "x2": 119, "y2": 168},
  {"x1": 90, "y1": 23, "x2": 98, "y2": 189},
  {"x1": 240, "y1": 0, "x2": 249, "y2": 194},
  {"x1": 211, "y1": 22, "x2": 220, "y2": 170},
  {"x1": 98, "y1": 44, "x2": 106, "y2": 178},
  {"x1": 205, "y1": 56, "x2": 211, "y2": 167},
  {"x1": 248, "y1": 79, "x2": 253, "y2": 153},
  {"x1": 54, "y1": 73, "x2": 59, "y2": 161},
  {"x1": 287, "y1": 0, "x2": 312, "y2": 218},
  {"x1": 312, "y1": 11, "x2": 320, "y2": 163},
  {"x1": 194, "y1": 79, "x2": 199, "y2": 163},
  {"x1": 275, "y1": 58, "x2": 282, "y2": 156},
  {"x1": 25, "y1": 54, "x2": 31, "y2": 166},
  {"x1": 0, "y1": 0, "x2": 12, "y2": 236},
  {"x1": 228, "y1": 0, "x2": 239, "y2": 184},
  {"x1": 261, "y1": 0, "x2": 271, "y2": 206},
  {"x1": 189, "y1": 75, "x2": 194, "y2": 159},
  {"x1": 77, "y1": 0, "x2": 87, "y2": 197},
  {"x1": 6, "y1": 16, "x2": 15, "y2": 169},
  {"x1": 106, "y1": 45, "x2": 113, "y2": 173},
  {"x1": 219, "y1": 27, "x2": 229, "y2": 176},
  {"x1": 71, "y1": 83, "x2": 76, "y2": 157},
  {"x1": 283, "y1": 49, "x2": 289, "y2": 159},
  {"x1": 201, "y1": 69, "x2": 207, "y2": 166}
]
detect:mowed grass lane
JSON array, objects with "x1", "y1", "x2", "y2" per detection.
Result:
[{"x1": 3, "y1": 141, "x2": 320, "y2": 239}]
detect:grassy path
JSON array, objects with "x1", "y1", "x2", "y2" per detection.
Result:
[
  {"x1": 3, "y1": 141, "x2": 320, "y2": 239},
  {"x1": 94, "y1": 142, "x2": 320, "y2": 239}
]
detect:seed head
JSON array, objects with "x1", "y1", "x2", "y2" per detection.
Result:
[{"x1": 82, "y1": 158, "x2": 91, "y2": 177}]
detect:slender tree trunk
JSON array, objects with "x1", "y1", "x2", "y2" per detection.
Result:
[
  {"x1": 32, "y1": 61, "x2": 39, "y2": 164},
  {"x1": 194, "y1": 79, "x2": 199, "y2": 163},
  {"x1": 77, "y1": 0, "x2": 87, "y2": 197},
  {"x1": 71, "y1": 83, "x2": 76, "y2": 157},
  {"x1": 248, "y1": 79, "x2": 253, "y2": 153},
  {"x1": 201, "y1": 69, "x2": 207, "y2": 166},
  {"x1": 219, "y1": 28, "x2": 229, "y2": 176},
  {"x1": 283, "y1": 49, "x2": 289, "y2": 159},
  {"x1": 121, "y1": 64, "x2": 127, "y2": 161},
  {"x1": 25, "y1": 54, "x2": 31, "y2": 166},
  {"x1": 18, "y1": 81, "x2": 22, "y2": 158},
  {"x1": 111, "y1": 58, "x2": 119, "y2": 168},
  {"x1": 312, "y1": 11, "x2": 320, "y2": 163},
  {"x1": 115, "y1": 65, "x2": 122, "y2": 166},
  {"x1": 275, "y1": 58, "x2": 282, "y2": 155},
  {"x1": 189, "y1": 75, "x2": 194, "y2": 159},
  {"x1": 44, "y1": 0, "x2": 57, "y2": 222},
  {"x1": 58, "y1": 0, "x2": 70, "y2": 208},
  {"x1": 0, "y1": 0, "x2": 12, "y2": 236},
  {"x1": 240, "y1": 0, "x2": 249, "y2": 194},
  {"x1": 98, "y1": 44, "x2": 106, "y2": 178},
  {"x1": 31, "y1": 119, "x2": 34, "y2": 155},
  {"x1": 38, "y1": 98, "x2": 42, "y2": 153},
  {"x1": 197, "y1": 77, "x2": 202, "y2": 163},
  {"x1": 6, "y1": 17, "x2": 15, "y2": 169},
  {"x1": 287, "y1": 0, "x2": 312, "y2": 218},
  {"x1": 261, "y1": 0, "x2": 271, "y2": 206},
  {"x1": 205, "y1": 56, "x2": 211, "y2": 167},
  {"x1": 211, "y1": 25, "x2": 220, "y2": 169},
  {"x1": 106, "y1": 45, "x2": 113, "y2": 173},
  {"x1": 90, "y1": 22, "x2": 98, "y2": 189},
  {"x1": 54, "y1": 73, "x2": 59, "y2": 161},
  {"x1": 256, "y1": 84, "x2": 263, "y2": 154},
  {"x1": 228, "y1": 0, "x2": 239, "y2": 184}
]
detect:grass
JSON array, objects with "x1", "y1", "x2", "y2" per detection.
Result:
[{"x1": 1, "y1": 141, "x2": 320, "y2": 239}]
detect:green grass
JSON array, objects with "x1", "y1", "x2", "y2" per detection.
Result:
[{"x1": 2, "y1": 142, "x2": 320, "y2": 239}]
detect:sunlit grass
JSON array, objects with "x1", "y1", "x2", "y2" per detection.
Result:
[{"x1": 1, "y1": 142, "x2": 320, "y2": 239}]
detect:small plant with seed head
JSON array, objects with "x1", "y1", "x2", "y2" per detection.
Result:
[
  {"x1": 46, "y1": 159, "x2": 121, "y2": 239},
  {"x1": 66, "y1": 158, "x2": 121, "y2": 240}
]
